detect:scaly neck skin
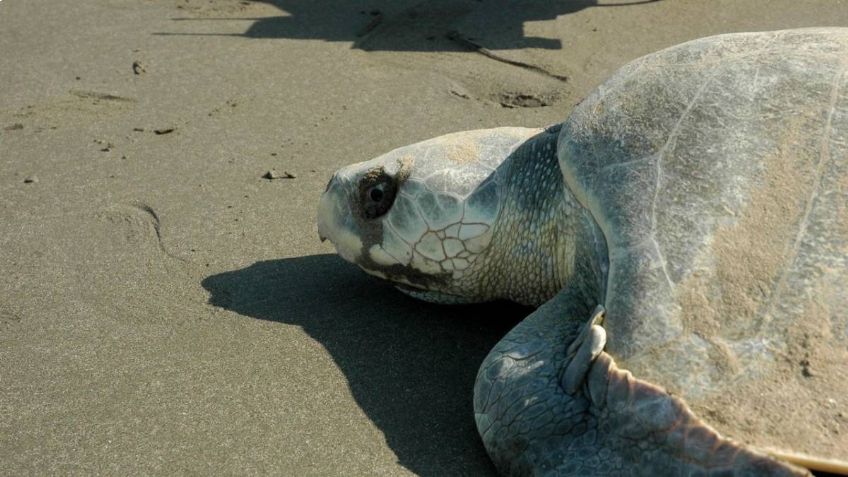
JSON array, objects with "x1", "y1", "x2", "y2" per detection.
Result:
[{"x1": 466, "y1": 127, "x2": 607, "y2": 308}]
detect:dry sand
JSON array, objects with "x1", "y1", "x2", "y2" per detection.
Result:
[{"x1": 2, "y1": 1, "x2": 848, "y2": 475}]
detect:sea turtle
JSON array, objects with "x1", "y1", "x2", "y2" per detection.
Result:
[{"x1": 316, "y1": 28, "x2": 848, "y2": 476}]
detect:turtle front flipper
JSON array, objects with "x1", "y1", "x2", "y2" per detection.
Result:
[
  {"x1": 580, "y1": 348, "x2": 810, "y2": 477},
  {"x1": 474, "y1": 294, "x2": 809, "y2": 476}
]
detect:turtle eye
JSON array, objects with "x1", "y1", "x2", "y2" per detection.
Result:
[
  {"x1": 360, "y1": 169, "x2": 397, "y2": 219},
  {"x1": 369, "y1": 186, "x2": 384, "y2": 202}
]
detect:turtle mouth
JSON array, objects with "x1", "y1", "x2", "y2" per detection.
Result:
[
  {"x1": 365, "y1": 272, "x2": 430, "y2": 293},
  {"x1": 393, "y1": 282, "x2": 430, "y2": 293},
  {"x1": 393, "y1": 283, "x2": 481, "y2": 305},
  {"x1": 364, "y1": 270, "x2": 471, "y2": 303}
]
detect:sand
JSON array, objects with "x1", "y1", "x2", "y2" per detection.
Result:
[{"x1": 1, "y1": 1, "x2": 847, "y2": 475}]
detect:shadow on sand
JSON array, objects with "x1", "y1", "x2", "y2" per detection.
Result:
[
  {"x1": 202, "y1": 254, "x2": 527, "y2": 475},
  {"x1": 166, "y1": 0, "x2": 660, "y2": 52}
]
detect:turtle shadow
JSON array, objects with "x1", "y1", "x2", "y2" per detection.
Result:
[
  {"x1": 164, "y1": 0, "x2": 661, "y2": 52},
  {"x1": 201, "y1": 254, "x2": 526, "y2": 476}
]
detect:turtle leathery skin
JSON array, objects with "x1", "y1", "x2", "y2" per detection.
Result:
[{"x1": 317, "y1": 28, "x2": 848, "y2": 476}]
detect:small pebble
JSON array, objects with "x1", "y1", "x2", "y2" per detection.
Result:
[
  {"x1": 800, "y1": 359, "x2": 815, "y2": 377},
  {"x1": 154, "y1": 127, "x2": 175, "y2": 135},
  {"x1": 450, "y1": 89, "x2": 471, "y2": 100},
  {"x1": 23, "y1": 175, "x2": 38, "y2": 184},
  {"x1": 94, "y1": 139, "x2": 113, "y2": 152},
  {"x1": 262, "y1": 170, "x2": 296, "y2": 180}
]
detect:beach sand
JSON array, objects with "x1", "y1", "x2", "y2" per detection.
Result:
[{"x1": 2, "y1": 1, "x2": 847, "y2": 474}]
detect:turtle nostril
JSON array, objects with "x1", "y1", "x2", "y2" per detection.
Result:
[{"x1": 324, "y1": 175, "x2": 334, "y2": 193}]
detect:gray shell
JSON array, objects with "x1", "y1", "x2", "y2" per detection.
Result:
[{"x1": 558, "y1": 29, "x2": 848, "y2": 460}]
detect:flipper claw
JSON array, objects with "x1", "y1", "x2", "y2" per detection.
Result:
[
  {"x1": 565, "y1": 305, "x2": 606, "y2": 357},
  {"x1": 562, "y1": 305, "x2": 607, "y2": 394}
]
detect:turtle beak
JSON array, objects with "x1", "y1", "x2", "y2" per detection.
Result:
[
  {"x1": 317, "y1": 191, "x2": 334, "y2": 244},
  {"x1": 317, "y1": 168, "x2": 366, "y2": 264},
  {"x1": 317, "y1": 173, "x2": 339, "y2": 244}
]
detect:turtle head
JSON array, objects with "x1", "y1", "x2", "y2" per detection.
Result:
[{"x1": 318, "y1": 127, "x2": 542, "y2": 304}]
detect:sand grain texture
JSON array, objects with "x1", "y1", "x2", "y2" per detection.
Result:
[{"x1": 2, "y1": 1, "x2": 848, "y2": 475}]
